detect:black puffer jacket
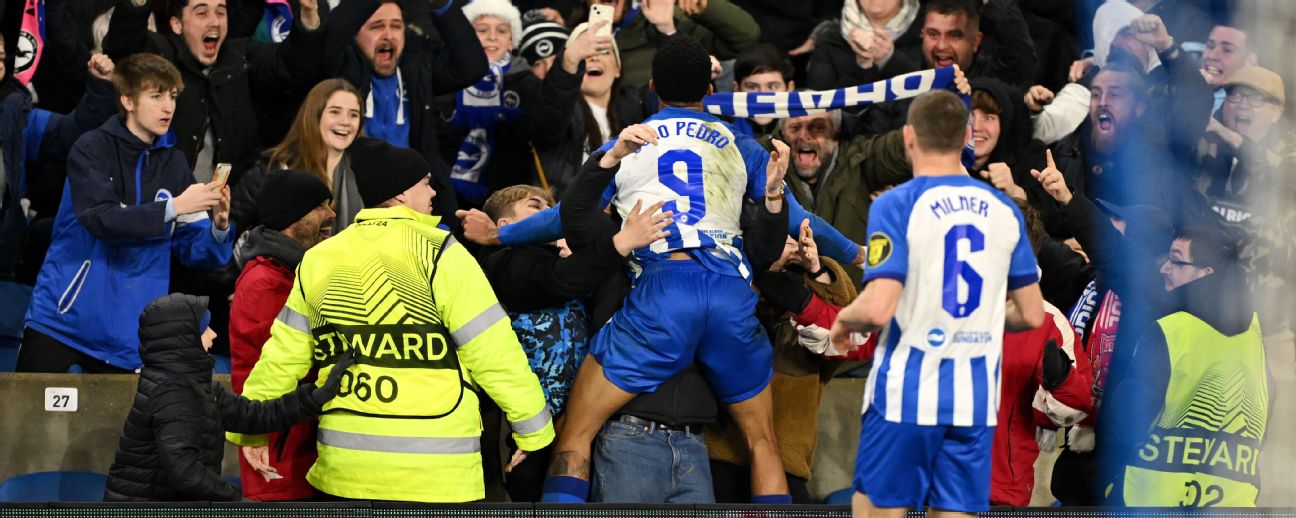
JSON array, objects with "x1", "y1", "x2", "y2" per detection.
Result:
[{"x1": 104, "y1": 294, "x2": 326, "y2": 502}]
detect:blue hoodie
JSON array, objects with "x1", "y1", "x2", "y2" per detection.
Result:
[{"x1": 25, "y1": 117, "x2": 234, "y2": 370}]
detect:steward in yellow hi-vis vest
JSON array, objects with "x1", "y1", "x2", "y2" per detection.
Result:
[
  {"x1": 229, "y1": 141, "x2": 553, "y2": 502},
  {"x1": 1101, "y1": 234, "x2": 1270, "y2": 508}
]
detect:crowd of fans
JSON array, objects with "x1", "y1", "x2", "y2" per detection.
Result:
[{"x1": 0, "y1": 0, "x2": 1285, "y2": 509}]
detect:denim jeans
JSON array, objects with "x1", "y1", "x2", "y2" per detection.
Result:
[{"x1": 590, "y1": 419, "x2": 715, "y2": 503}]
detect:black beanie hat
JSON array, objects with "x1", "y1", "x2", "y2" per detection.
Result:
[
  {"x1": 520, "y1": 10, "x2": 569, "y2": 66},
  {"x1": 652, "y1": 35, "x2": 711, "y2": 104},
  {"x1": 348, "y1": 138, "x2": 432, "y2": 208},
  {"x1": 257, "y1": 170, "x2": 332, "y2": 231}
]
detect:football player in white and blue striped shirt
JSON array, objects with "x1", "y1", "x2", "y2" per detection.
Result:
[{"x1": 831, "y1": 90, "x2": 1045, "y2": 517}]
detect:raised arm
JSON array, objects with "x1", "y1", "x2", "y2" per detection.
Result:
[
  {"x1": 29, "y1": 57, "x2": 118, "y2": 163},
  {"x1": 423, "y1": 3, "x2": 490, "y2": 94},
  {"x1": 981, "y1": 0, "x2": 1037, "y2": 88},
  {"x1": 247, "y1": 0, "x2": 326, "y2": 91},
  {"x1": 679, "y1": 0, "x2": 760, "y2": 60},
  {"x1": 103, "y1": 0, "x2": 162, "y2": 61}
]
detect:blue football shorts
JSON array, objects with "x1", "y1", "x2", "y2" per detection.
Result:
[
  {"x1": 853, "y1": 407, "x2": 994, "y2": 512},
  {"x1": 590, "y1": 260, "x2": 773, "y2": 404}
]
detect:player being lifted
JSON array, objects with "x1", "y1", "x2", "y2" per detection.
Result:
[
  {"x1": 831, "y1": 90, "x2": 1045, "y2": 518},
  {"x1": 540, "y1": 34, "x2": 796, "y2": 503}
]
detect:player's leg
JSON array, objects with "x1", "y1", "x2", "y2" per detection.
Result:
[
  {"x1": 542, "y1": 262, "x2": 706, "y2": 502},
  {"x1": 696, "y1": 272, "x2": 788, "y2": 500},
  {"x1": 852, "y1": 409, "x2": 942, "y2": 518},
  {"x1": 926, "y1": 424, "x2": 995, "y2": 517},
  {"x1": 722, "y1": 386, "x2": 787, "y2": 497},
  {"x1": 546, "y1": 354, "x2": 635, "y2": 479}
]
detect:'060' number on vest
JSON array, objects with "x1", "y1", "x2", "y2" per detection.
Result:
[{"x1": 338, "y1": 371, "x2": 398, "y2": 403}]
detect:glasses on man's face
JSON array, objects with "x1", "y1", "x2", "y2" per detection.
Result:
[
  {"x1": 783, "y1": 120, "x2": 831, "y2": 138},
  {"x1": 1161, "y1": 255, "x2": 1197, "y2": 268},
  {"x1": 1225, "y1": 91, "x2": 1277, "y2": 108}
]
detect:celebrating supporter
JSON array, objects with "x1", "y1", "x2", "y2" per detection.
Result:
[
  {"x1": 728, "y1": 44, "x2": 796, "y2": 140},
  {"x1": 807, "y1": 0, "x2": 923, "y2": 93},
  {"x1": 102, "y1": 0, "x2": 324, "y2": 182},
  {"x1": 530, "y1": 20, "x2": 653, "y2": 197},
  {"x1": 20, "y1": 54, "x2": 234, "y2": 373},
  {"x1": 578, "y1": 0, "x2": 760, "y2": 87},
  {"x1": 1199, "y1": 20, "x2": 1258, "y2": 113},
  {"x1": 1193, "y1": 66, "x2": 1296, "y2": 331},
  {"x1": 321, "y1": 0, "x2": 489, "y2": 234},
  {"x1": 232, "y1": 79, "x2": 363, "y2": 236},
  {"x1": 104, "y1": 293, "x2": 353, "y2": 502},
  {"x1": 438, "y1": 5, "x2": 603, "y2": 208},
  {"x1": 774, "y1": 107, "x2": 908, "y2": 283},
  {"x1": 229, "y1": 170, "x2": 335, "y2": 501}
]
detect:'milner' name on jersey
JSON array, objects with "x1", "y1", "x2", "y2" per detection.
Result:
[
  {"x1": 657, "y1": 120, "x2": 731, "y2": 149},
  {"x1": 930, "y1": 194, "x2": 990, "y2": 219}
]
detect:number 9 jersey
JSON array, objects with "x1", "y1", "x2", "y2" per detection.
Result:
[
  {"x1": 861, "y1": 175, "x2": 1039, "y2": 427},
  {"x1": 609, "y1": 107, "x2": 768, "y2": 280}
]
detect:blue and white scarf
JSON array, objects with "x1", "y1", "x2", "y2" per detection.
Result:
[
  {"x1": 451, "y1": 56, "x2": 520, "y2": 203},
  {"x1": 703, "y1": 66, "x2": 974, "y2": 168}
]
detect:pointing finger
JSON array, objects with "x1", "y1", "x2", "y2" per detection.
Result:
[{"x1": 1046, "y1": 149, "x2": 1056, "y2": 170}]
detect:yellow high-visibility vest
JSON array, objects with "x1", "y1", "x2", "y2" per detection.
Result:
[
  {"x1": 1122, "y1": 312, "x2": 1268, "y2": 507},
  {"x1": 230, "y1": 206, "x2": 553, "y2": 502}
]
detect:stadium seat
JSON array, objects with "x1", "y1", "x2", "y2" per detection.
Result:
[
  {"x1": 0, "y1": 471, "x2": 107, "y2": 502},
  {"x1": 824, "y1": 487, "x2": 853, "y2": 505},
  {"x1": 214, "y1": 354, "x2": 232, "y2": 375},
  {"x1": 0, "y1": 336, "x2": 17, "y2": 373},
  {"x1": 0, "y1": 281, "x2": 31, "y2": 339}
]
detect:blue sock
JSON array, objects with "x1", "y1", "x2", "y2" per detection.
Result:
[
  {"x1": 752, "y1": 494, "x2": 792, "y2": 504},
  {"x1": 541, "y1": 476, "x2": 590, "y2": 503}
]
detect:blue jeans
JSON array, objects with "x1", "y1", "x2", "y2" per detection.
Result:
[{"x1": 590, "y1": 419, "x2": 715, "y2": 503}]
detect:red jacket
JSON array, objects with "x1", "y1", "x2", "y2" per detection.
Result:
[
  {"x1": 229, "y1": 255, "x2": 318, "y2": 501},
  {"x1": 794, "y1": 295, "x2": 877, "y2": 361},
  {"x1": 990, "y1": 303, "x2": 1094, "y2": 506}
]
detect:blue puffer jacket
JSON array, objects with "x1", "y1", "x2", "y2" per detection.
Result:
[{"x1": 25, "y1": 117, "x2": 234, "y2": 369}]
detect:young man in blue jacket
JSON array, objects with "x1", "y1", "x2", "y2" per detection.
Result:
[{"x1": 19, "y1": 53, "x2": 234, "y2": 373}]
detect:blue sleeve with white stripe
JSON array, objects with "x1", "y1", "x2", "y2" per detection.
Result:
[
  {"x1": 861, "y1": 189, "x2": 910, "y2": 284},
  {"x1": 735, "y1": 136, "x2": 858, "y2": 264},
  {"x1": 498, "y1": 171, "x2": 618, "y2": 247},
  {"x1": 1007, "y1": 205, "x2": 1041, "y2": 290},
  {"x1": 498, "y1": 205, "x2": 563, "y2": 246}
]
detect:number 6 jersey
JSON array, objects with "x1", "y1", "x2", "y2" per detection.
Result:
[{"x1": 861, "y1": 175, "x2": 1039, "y2": 427}]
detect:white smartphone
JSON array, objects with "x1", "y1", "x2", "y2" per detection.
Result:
[
  {"x1": 589, "y1": 4, "x2": 614, "y2": 39},
  {"x1": 211, "y1": 163, "x2": 232, "y2": 192}
]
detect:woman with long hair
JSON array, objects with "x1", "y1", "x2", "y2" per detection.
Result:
[
  {"x1": 233, "y1": 78, "x2": 363, "y2": 234},
  {"x1": 532, "y1": 21, "x2": 653, "y2": 197}
]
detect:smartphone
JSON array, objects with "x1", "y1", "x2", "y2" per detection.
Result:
[
  {"x1": 211, "y1": 163, "x2": 232, "y2": 192},
  {"x1": 589, "y1": 4, "x2": 614, "y2": 39}
]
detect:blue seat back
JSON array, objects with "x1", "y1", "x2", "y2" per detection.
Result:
[{"x1": 0, "y1": 471, "x2": 107, "y2": 502}]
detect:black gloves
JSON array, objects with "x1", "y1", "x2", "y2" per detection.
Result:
[
  {"x1": 311, "y1": 349, "x2": 357, "y2": 406},
  {"x1": 1042, "y1": 339, "x2": 1072, "y2": 391},
  {"x1": 755, "y1": 270, "x2": 813, "y2": 314}
]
